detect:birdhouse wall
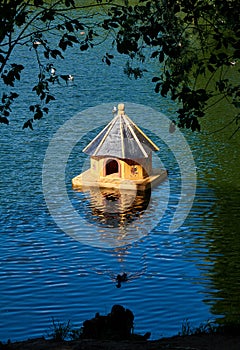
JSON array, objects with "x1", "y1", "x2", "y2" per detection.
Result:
[
  {"x1": 91, "y1": 157, "x2": 124, "y2": 178},
  {"x1": 123, "y1": 157, "x2": 152, "y2": 180},
  {"x1": 90, "y1": 155, "x2": 152, "y2": 180},
  {"x1": 90, "y1": 157, "x2": 101, "y2": 177}
]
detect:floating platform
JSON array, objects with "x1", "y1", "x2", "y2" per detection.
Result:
[{"x1": 72, "y1": 168, "x2": 167, "y2": 191}]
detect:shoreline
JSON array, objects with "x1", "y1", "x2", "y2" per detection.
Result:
[{"x1": 2, "y1": 332, "x2": 240, "y2": 350}]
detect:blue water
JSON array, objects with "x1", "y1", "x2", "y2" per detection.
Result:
[{"x1": 0, "y1": 29, "x2": 239, "y2": 342}]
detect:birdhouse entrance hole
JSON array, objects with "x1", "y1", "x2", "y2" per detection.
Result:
[{"x1": 105, "y1": 159, "x2": 120, "y2": 177}]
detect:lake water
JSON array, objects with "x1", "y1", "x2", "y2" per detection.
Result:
[{"x1": 0, "y1": 18, "x2": 240, "y2": 342}]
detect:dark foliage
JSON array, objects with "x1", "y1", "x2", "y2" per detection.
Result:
[
  {"x1": 0, "y1": 0, "x2": 239, "y2": 132},
  {"x1": 81, "y1": 304, "x2": 134, "y2": 340},
  {"x1": 102, "y1": 0, "x2": 240, "y2": 132},
  {"x1": 0, "y1": 0, "x2": 97, "y2": 128}
]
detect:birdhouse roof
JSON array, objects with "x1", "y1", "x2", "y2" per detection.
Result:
[{"x1": 83, "y1": 104, "x2": 159, "y2": 159}]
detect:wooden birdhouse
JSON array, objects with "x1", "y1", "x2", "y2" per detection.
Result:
[{"x1": 72, "y1": 104, "x2": 167, "y2": 191}]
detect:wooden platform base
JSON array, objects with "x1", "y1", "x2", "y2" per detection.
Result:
[{"x1": 72, "y1": 168, "x2": 167, "y2": 191}]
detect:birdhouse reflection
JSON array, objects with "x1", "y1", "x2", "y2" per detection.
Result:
[{"x1": 82, "y1": 187, "x2": 151, "y2": 228}]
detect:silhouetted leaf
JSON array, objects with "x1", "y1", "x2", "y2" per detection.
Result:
[
  {"x1": 50, "y1": 49, "x2": 64, "y2": 59},
  {"x1": 105, "y1": 57, "x2": 111, "y2": 65},
  {"x1": 46, "y1": 94, "x2": 56, "y2": 104},
  {"x1": 151, "y1": 51, "x2": 159, "y2": 59},
  {"x1": 0, "y1": 116, "x2": 9, "y2": 125},
  {"x1": 66, "y1": 34, "x2": 79, "y2": 43},
  {"x1": 152, "y1": 76, "x2": 160, "y2": 82},
  {"x1": 65, "y1": 0, "x2": 75, "y2": 7},
  {"x1": 207, "y1": 65, "x2": 216, "y2": 73},
  {"x1": 34, "y1": 110, "x2": 43, "y2": 120},
  {"x1": 10, "y1": 92, "x2": 19, "y2": 99},
  {"x1": 72, "y1": 19, "x2": 84, "y2": 31},
  {"x1": 23, "y1": 119, "x2": 33, "y2": 130},
  {"x1": 41, "y1": 9, "x2": 55, "y2": 22},
  {"x1": 159, "y1": 50, "x2": 164, "y2": 63},
  {"x1": 43, "y1": 107, "x2": 49, "y2": 114},
  {"x1": 234, "y1": 50, "x2": 240, "y2": 58},
  {"x1": 65, "y1": 22, "x2": 74, "y2": 32},
  {"x1": 108, "y1": 22, "x2": 119, "y2": 28},
  {"x1": 40, "y1": 91, "x2": 46, "y2": 100},
  {"x1": 155, "y1": 82, "x2": 161, "y2": 93},
  {"x1": 106, "y1": 53, "x2": 114, "y2": 59},
  {"x1": 15, "y1": 11, "x2": 28, "y2": 26},
  {"x1": 80, "y1": 43, "x2": 89, "y2": 51},
  {"x1": 34, "y1": 0, "x2": 44, "y2": 6},
  {"x1": 44, "y1": 49, "x2": 50, "y2": 59}
]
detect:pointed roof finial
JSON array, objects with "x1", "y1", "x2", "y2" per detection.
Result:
[{"x1": 118, "y1": 103, "x2": 125, "y2": 115}]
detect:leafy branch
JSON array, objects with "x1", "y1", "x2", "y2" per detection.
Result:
[
  {"x1": 0, "y1": 0, "x2": 114, "y2": 128},
  {"x1": 101, "y1": 0, "x2": 240, "y2": 133}
]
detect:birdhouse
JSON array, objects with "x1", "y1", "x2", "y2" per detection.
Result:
[{"x1": 72, "y1": 104, "x2": 167, "y2": 191}]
